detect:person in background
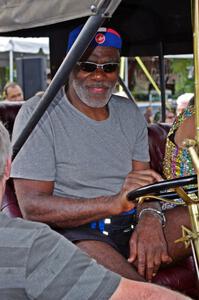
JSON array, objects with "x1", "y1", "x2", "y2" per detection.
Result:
[
  {"x1": 144, "y1": 105, "x2": 153, "y2": 124},
  {"x1": 0, "y1": 121, "x2": 190, "y2": 300},
  {"x1": 153, "y1": 107, "x2": 176, "y2": 124},
  {"x1": 3, "y1": 82, "x2": 24, "y2": 101},
  {"x1": 46, "y1": 71, "x2": 52, "y2": 86},
  {"x1": 176, "y1": 93, "x2": 194, "y2": 116},
  {"x1": 153, "y1": 109, "x2": 160, "y2": 123},
  {"x1": 165, "y1": 108, "x2": 176, "y2": 124}
]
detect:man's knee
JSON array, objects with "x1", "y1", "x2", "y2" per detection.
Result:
[
  {"x1": 75, "y1": 239, "x2": 144, "y2": 281},
  {"x1": 75, "y1": 239, "x2": 118, "y2": 257}
]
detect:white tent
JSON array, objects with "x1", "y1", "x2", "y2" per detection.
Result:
[
  {"x1": 0, "y1": 37, "x2": 49, "y2": 54},
  {"x1": 0, "y1": 37, "x2": 49, "y2": 81}
]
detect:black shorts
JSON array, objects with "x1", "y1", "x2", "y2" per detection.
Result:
[{"x1": 55, "y1": 213, "x2": 137, "y2": 258}]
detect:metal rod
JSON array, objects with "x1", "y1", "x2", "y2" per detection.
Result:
[
  {"x1": 124, "y1": 57, "x2": 128, "y2": 87},
  {"x1": 191, "y1": 240, "x2": 199, "y2": 280},
  {"x1": 193, "y1": 0, "x2": 199, "y2": 146},
  {"x1": 12, "y1": 12, "x2": 109, "y2": 160},
  {"x1": 187, "y1": 0, "x2": 199, "y2": 274},
  {"x1": 188, "y1": 203, "x2": 199, "y2": 267},
  {"x1": 119, "y1": 57, "x2": 125, "y2": 93},
  {"x1": 135, "y1": 56, "x2": 161, "y2": 95},
  {"x1": 9, "y1": 40, "x2": 14, "y2": 82},
  {"x1": 159, "y1": 42, "x2": 166, "y2": 122},
  {"x1": 118, "y1": 76, "x2": 136, "y2": 103}
]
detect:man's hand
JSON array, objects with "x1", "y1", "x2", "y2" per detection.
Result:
[
  {"x1": 115, "y1": 169, "x2": 162, "y2": 213},
  {"x1": 118, "y1": 167, "x2": 172, "y2": 281},
  {"x1": 123, "y1": 169, "x2": 162, "y2": 191},
  {"x1": 128, "y1": 213, "x2": 172, "y2": 281}
]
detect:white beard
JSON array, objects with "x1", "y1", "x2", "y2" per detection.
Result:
[{"x1": 72, "y1": 80, "x2": 115, "y2": 108}]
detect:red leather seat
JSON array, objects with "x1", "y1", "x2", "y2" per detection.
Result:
[
  {"x1": 0, "y1": 101, "x2": 198, "y2": 298},
  {"x1": 0, "y1": 101, "x2": 23, "y2": 218},
  {"x1": 148, "y1": 123, "x2": 171, "y2": 175},
  {"x1": 0, "y1": 101, "x2": 23, "y2": 137},
  {"x1": 2, "y1": 178, "x2": 22, "y2": 218}
]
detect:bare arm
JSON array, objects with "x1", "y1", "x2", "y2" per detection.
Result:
[
  {"x1": 14, "y1": 161, "x2": 161, "y2": 229},
  {"x1": 110, "y1": 277, "x2": 191, "y2": 300},
  {"x1": 174, "y1": 114, "x2": 195, "y2": 147},
  {"x1": 128, "y1": 161, "x2": 173, "y2": 281},
  {"x1": 14, "y1": 178, "x2": 134, "y2": 228}
]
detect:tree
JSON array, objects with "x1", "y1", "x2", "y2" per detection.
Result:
[{"x1": 170, "y1": 58, "x2": 194, "y2": 97}]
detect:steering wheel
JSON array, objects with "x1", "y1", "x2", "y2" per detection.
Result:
[{"x1": 127, "y1": 175, "x2": 197, "y2": 201}]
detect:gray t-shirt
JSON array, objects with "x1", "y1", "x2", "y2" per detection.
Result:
[
  {"x1": 11, "y1": 89, "x2": 149, "y2": 198},
  {"x1": 0, "y1": 213, "x2": 120, "y2": 299}
]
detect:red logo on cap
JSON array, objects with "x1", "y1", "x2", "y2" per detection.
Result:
[{"x1": 95, "y1": 33, "x2": 105, "y2": 44}]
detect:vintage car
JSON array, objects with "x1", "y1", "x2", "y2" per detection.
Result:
[{"x1": 0, "y1": 0, "x2": 198, "y2": 298}]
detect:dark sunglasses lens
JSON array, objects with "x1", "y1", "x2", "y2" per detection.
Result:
[
  {"x1": 78, "y1": 62, "x2": 118, "y2": 73},
  {"x1": 103, "y1": 64, "x2": 118, "y2": 73},
  {"x1": 80, "y1": 63, "x2": 96, "y2": 72}
]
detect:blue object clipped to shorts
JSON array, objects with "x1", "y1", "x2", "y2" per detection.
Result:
[{"x1": 55, "y1": 208, "x2": 137, "y2": 258}]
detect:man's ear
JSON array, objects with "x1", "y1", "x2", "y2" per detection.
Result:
[{"x1": 4, "y1": 158, "x2": 11, "y2": 180}]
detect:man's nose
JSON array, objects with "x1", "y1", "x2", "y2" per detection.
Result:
[{"x1": 91, "y1": 67, "x2": 106, "y2": 79}]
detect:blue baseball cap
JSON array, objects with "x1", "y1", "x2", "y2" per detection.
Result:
[{"x1": 67, "y1": 25, "x2": 122, "y2": 51}]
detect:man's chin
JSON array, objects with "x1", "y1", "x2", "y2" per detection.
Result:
[{"x1": 82, "y1": 98, "x2": 110, "y2": 108}]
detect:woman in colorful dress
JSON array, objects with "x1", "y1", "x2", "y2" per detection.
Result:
[{"x1": 163, "y1": 102, "x2": 195, "y2": 209}]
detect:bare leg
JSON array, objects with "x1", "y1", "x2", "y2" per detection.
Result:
[
  {"x1": 76, "y1": 239, "x2": 145, "y2": 281},
  {"x1": 76, "y1": 207, "x2": 191, "y2": 281},
  {"x1": 164, "y1": 206, "x2": 191, "y2": 260}
]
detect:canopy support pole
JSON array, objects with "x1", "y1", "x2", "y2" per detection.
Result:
[
  {"x1": 118, "y1": 76, "x2": 136, "y2": 103},
  {"x1": 159, "y1": 42, "x2": 166, "y2": 122},
  {"x1": 9, "y1": 39, "x2": 14, "y2": 82}
]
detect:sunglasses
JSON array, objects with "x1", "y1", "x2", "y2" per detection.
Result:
[{"x1": 76, "y1": 61, "x2": 119, "y2": 73}]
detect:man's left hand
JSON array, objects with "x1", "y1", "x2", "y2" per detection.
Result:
[{"x1": 128, "y1": 213, "x2": 172, "y2": 281}]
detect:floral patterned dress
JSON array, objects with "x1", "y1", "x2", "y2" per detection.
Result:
[
  {"x1": 163, "y1": 105, "x2": 195, "y2": 179},
  {"x1": 162, "y1": 106, "x2": 195, "y2": 209}
]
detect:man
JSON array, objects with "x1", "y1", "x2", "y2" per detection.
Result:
[
  {"x1": 0, "y1": 121, "x2": 190, "y2": 300},
  {"x1": 3, "y1": 82, "x2": 24, "y2": 101},
  {"x1": 11, "y1": 26, "x2": 191, "y2": 282},
  {"x1": 165, "y1": 108, "x2": 176, "y2": 124}
]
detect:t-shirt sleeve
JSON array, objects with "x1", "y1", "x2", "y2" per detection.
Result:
[
  {"x1": 11, "y1": 102, "x2": 56, "y2": 181},
  {"x1": 132, "y1": 110, "x2": 150, "y2": 162},
  {"x1": 26, "y1": 227, "x2": 121, "y2": 300}
]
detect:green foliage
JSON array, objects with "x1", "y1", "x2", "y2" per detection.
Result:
[{"x1": 170, "y1": 58, "x2": 194, "y2": 97}]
